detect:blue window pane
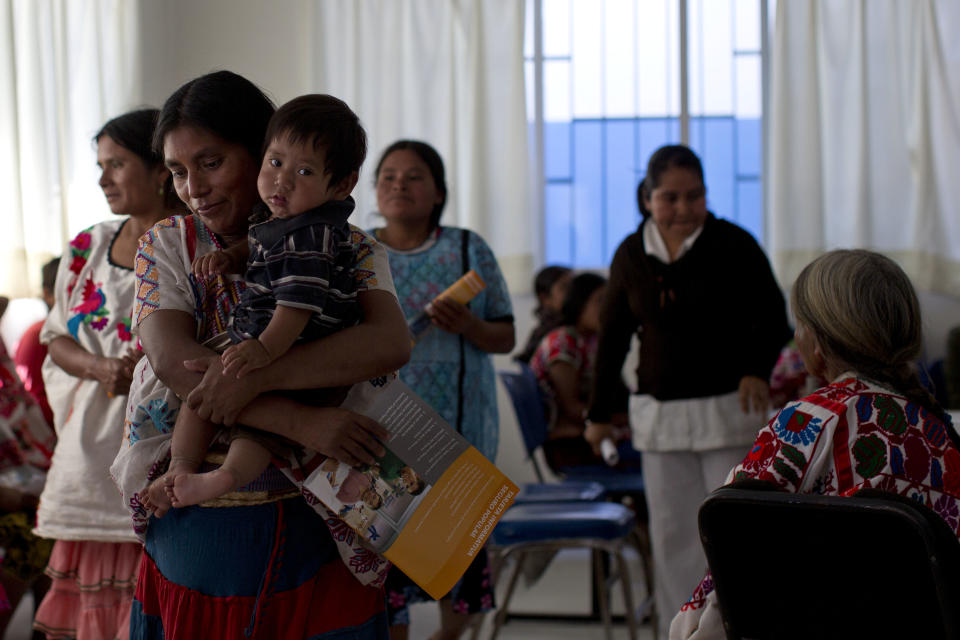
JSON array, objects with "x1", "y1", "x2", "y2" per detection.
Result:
[
  {"x1": 637, "y1": 118, "x2": 677, "y2": 176},
  {"x1": 605, "y1": 119, "x2": 641, "y2": 264},
  {"x1": 667, "y1": 118, "x2": 681, "y2": 143},
  {"x1": 572, "y1": 120, "x2": 604, "y2": 267},
  {"x1": 736, "y1": 179, "x2": 762, "y2": 243},
  {"x1": 736, "y1": 117, "x2": 761, "y2": 177},
  {"x1": 545, "y1": 182, "x2": 573, "y2": 265},
  {"x1": 544, "y1": 121, "x2": 571, "y2": 180},
  {"x1": 691, "y1": 117, "x2": 735, "y2": 224}
]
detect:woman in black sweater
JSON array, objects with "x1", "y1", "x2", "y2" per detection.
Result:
[{"x1": 586, "y1": 145, "x2": 791, "y2": 637}]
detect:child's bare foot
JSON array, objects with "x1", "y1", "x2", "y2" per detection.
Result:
[
  {"x1": 143, "y1": 475, "x2": 175, "y2": 517},
  {"x1": 170, "y1": 469, "x2": 238, "y2": 508}
]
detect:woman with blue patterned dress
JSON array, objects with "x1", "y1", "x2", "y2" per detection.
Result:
[{"x1": 369, "y1": 140, "x2": 515, "y2": 640}]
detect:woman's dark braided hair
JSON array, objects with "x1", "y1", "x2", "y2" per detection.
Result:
[{"x1": 791, "y1": 249, "x2": 956, "y2": 444}]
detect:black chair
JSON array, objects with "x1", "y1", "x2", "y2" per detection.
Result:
[{"x1": 698, "y1": 481, "x2": 960, "y2": 640}]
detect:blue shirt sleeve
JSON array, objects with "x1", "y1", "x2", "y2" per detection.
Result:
[{"x1": 467, "y1": 230, "x2": 514, "y2": 322}]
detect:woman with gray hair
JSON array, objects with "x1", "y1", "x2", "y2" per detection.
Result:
[{"x1": 671, "y1": 249, "x2": 960, "y2": 639}]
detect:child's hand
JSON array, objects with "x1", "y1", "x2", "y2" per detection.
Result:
[
  {"x1": 192, "y1": 251, "x2": 235, "y2": 279},
  {"x1": 221, "y1": 339, "x2": 272, "y2": 378}
]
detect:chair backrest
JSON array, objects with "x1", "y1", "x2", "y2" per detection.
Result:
[
  {"x1": 499, "y1": 365, "x2": 550, "y2": 480},
  {"x1": 699, "y1": 483, "x2": 960, "y2": 640}
]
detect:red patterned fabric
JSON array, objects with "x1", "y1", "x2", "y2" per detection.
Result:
[
  {"x1": 13, "y1": 320, "x2": 53, "y2": 426},
  {"x1": 136, "y1": 549, "x2": 384, "y2": 639},
  {"x1": 529, "y1": 326, "x2": 597, "y2": 395},
  {"x1": 529, "y1": 325, "x2": 599, "y2": 431},
  {"x1": 0, "y1": 340, "x2": 55, "y2": 471},
  {"x1": 672, "y1": 376, "x2": 960, "y2": 639}
]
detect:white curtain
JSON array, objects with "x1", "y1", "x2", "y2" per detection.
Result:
[
  {"x1": 767, "y1": 0, "x2": 960, "y2": 296},
  {"x1": 0, "y1": 0, "x2": 140, "y2": 298},
  {"x1": 312, "y1": 0, "x2": 531, "y2": 290}
]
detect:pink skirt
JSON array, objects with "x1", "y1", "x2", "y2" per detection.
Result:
[{"x1": 33, "y1": 540, "x2": 142, "y2": 640}]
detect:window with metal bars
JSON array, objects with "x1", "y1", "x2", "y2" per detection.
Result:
[{"x1": 525, "y1": 0, "x2": 768, "y2": 268}]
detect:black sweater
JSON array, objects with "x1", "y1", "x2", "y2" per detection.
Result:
[{"x1": 588, "y1": 214, "x2": 792, "y2": 423}]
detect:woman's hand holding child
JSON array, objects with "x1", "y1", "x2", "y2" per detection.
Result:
[{"x1": 183, "y1": 355, "x2": 262, "y2": 425}]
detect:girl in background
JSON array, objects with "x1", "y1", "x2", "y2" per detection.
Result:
[
  {"x1": 530, "y1": 272, "x2": 636, "y2": 471},
  {"x1": 515, "y1": 265, "x2": 571, "y2": 365}
]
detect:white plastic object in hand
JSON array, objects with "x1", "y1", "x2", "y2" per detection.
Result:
[{"x1": 600, "y1": 437, "x2": 619, "y2": 466}]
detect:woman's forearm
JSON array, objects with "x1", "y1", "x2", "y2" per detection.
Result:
[
  {"x1": 138, "y1": 309, "x2": 217, "y2": 399},
  {"x1": 49, "y1": 333, "x2": 143, "y2": 396},
  {"x1": 252, "y1": 290, "x2": 411, "y2": 393},
  {"x1": 47, "y1": 336, "x2": 101, "y2": 380},
  {"x1": 463, "y1": 319, "x2": 515, "y2": 354},
  {"x1": 236, "y1": 395, "x2": 390, "y2": 467}
]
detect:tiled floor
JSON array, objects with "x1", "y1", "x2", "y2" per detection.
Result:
[
  {"x1": 410, "y1": 547, "x2": 656, "y2": 640},
  {"x1": 5, "y1": 547, "x2": 656, "y2": 640}
]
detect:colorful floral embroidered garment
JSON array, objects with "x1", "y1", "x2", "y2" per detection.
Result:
[
  {"x1": 111, "y1": 213, "x2": 395, "y2": 586},
  {"x1": 670, "y1": 375, "x2": 960, "y2": 639},
  {"x1": 36, "y1": 219, "x2": 142, "y2": 542},
  {"x1": 0, "y1": 340, "x2": 55, "y2": 474}
]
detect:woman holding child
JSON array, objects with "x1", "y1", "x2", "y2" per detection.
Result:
[
  {"x1": 110, "y1": 71, "x2": 409, "y2": 639},
  {"x1": 32, "y1": 108, "x2": 184, "y2": 640},
  {"x1": 369, "y1": 140, "x2": 515, "y2": 640},
  {"x1": 670, "y1": 249, "x2": 960, "y2": 638},
  {"x1": 587, "y1": 144, "x2": 791, "y2": 637}
]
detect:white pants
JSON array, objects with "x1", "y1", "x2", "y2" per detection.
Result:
[{"x1": 643, "y1": 447, "x2": 745, "y2": 639}]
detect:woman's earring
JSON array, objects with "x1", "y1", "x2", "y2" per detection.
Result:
[{"x1": 157, "y1": 186, "x2": 165, "y2": 196}]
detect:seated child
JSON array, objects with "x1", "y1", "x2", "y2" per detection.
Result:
[
  {"x1": 530, "y1": 272, "x2": 640, "y2": 471},
  {"x1": 144, "y1": 94, "x2": 368, "y2": 515},
  {"x1": 514, "y1": 265, "x2": 571, "y2": 364}
]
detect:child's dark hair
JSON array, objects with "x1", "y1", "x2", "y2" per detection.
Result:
[
  {"x1": 534, "y1": 266, "x2": 572, "y2": 302},
  {"x1": 41, "y1": 257, "x2": 60, "y2": 292},
  {"x1": 636, "y1": 144, "x2": 705, "y2": 218},
  {"x1": 265, "y1": 94, "x2": 367, "y2": 187},
  {"x1": 561, "y1": 272, "x2": 606, "y2": 327},
  {"x1": 153, "y1": 70, "x2": 275, "y2": 164},
  {"x1": 95, "y1": 109, "x2": 179, "y2": 209},
  {"x1": 374, "y1": 140, "x2": 448, "y2": 230}
]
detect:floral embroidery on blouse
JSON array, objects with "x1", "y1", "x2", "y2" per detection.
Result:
[
  {"x1": 116, "y1": 316, "x2": 134, "y2": 342},
  {"x1": 66, "y1": 231, "x2": 93, "y2": 296},
  {"x1": 682, "y1": 377, "x2": 960, "y2": 618},
  {"x1": 67, "y1": 275, "x2": 110, "y2": 339}
]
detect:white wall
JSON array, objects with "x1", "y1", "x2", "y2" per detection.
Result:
[{"x1": 137, "y1": 0, "x2": 316, "y2": 110}]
